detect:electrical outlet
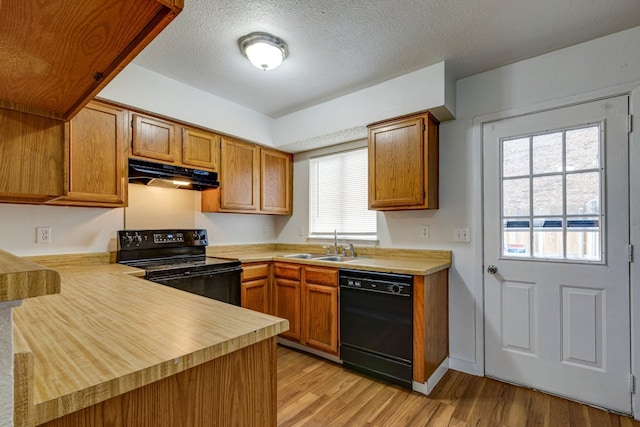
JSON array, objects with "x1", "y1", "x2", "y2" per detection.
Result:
[
  {"x1": 297, "y1": 226, "x2": 305, "y2": 237},
  {"x1": 262, "y1": 225, "x2": 270, "y2": 235},
  {"x1": 36, "y1": 226, "x2": 51, "y2": 244},
  {"x1": 454, "y1": 228, "x2": 470, "y2": 243},
  {"x1": 421, "y1": 225, "x2": 430, "y2": 239}
]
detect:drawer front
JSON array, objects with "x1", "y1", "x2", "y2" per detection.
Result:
[
  {"x1": 274, "y1": 263, "x2": 302, "y2": 281},
  {"x1": 304, "y1": 266, "x2": 338, "y2": 287},
  {"x1": 241, "y1": 263, "x2": 270, "y2": 281}
]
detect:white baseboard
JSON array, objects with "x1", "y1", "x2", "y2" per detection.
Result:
[
  {"x1": 413, "y1": 357, "x2": 449, "y2": 395},
  {"x1": 277, "y1": 337, "x2": 343, "y2": 364},
  {"x1": 448, "y1": 356, "x2": 482, "y2": 376}
]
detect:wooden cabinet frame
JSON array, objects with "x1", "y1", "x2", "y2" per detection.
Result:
[
  {"x1": 368, "y1": 111, "x2": 439, "y2": 210},
  {"x1": 131, "y1": 114, "x2": 177, "y2": 162},
  {"x1": 273, "y1": 262, "x2": 339, "y2": 356},
  {"x1": 50, "y1": 101, "x2": 129, "y2": 207},
  {"x1": 202, "y1": 141, "x2": 292, "y2": 215},
  {"x1": 0, "y1": 1, "x2": 183, "y2": 120}
]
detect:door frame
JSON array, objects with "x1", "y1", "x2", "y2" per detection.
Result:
[{"x1": 471, "y1": 81, "x2": 640, "y2": 418}]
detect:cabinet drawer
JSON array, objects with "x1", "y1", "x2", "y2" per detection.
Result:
[
  {"x1": 242, "y1": 263, "x2": 270, "y2": 282},
  {"x1": 304, "y1": 266, "x2": 338, "y2": 287},
  {"x1": 274, "y1": 263, "x2": 302, "y2": 281}
]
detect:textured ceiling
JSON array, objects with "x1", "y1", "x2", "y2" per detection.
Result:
[{"x1": 133, "y1": 0, "x2": 640, "y2": 118}]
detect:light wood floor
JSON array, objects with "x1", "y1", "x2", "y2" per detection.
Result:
[{"x1": 277, "y1": 346, "x2": 640, "y2": 426}]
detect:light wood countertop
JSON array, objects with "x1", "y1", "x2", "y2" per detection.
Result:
[
  {"x1": 13, "y1": 263, "x2": 288, "y2": 425},
  {"x1": 208, "y1": 246, "x2": 451, "y2": 276},
  {"x1": 0, "y1": 249, "x2": 60, "y2": 302}
]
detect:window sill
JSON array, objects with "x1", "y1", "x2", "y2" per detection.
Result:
[{"x1": 306, "y1": 235, "x2": 379, "y2": 246}]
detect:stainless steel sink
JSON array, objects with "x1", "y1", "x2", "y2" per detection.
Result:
[
  {"x1": 282, "y1": 253, "x2": 365, "y2": 262},
  {"x1": 314, "y1": 255, "x2": 363, "y2": 262},
  {"x1": 283, "y1": 253, "x2": 314, "y2": 259}
]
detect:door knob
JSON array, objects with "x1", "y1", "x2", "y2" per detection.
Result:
[{"x1": 487, "y1": 265, "x2": 498, "y2": 274}]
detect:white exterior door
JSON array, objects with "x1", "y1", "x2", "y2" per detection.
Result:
[{"x1": 483, "y1": 96, "x2": 631, "y2": 413}]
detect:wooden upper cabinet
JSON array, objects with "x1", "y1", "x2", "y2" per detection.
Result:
[
  {"x1": 182, "y1": 127, "x2": 220, "y2": 171},
  {"x1": 131, "y1": 114, "x2": 177, "y2": 162},
  {"x1": 215, "y1": 137, "x2": 261, "y2": 212},
  {"x1": 368, "y1": 112, "x2": 439, "y2": 210},
  {"x1": 49, "y1": 101, "x2": 128, "y2": 207},
  {"x1": 201, "y1": 141, "x2": 293, "y2": 215},
  {"x1": 0, "y1": 1, "x2": 182, "y2": 120},
  {"x1": 0, "y1": 108, "x2": 66, "y2": 204},
  {"x1": 261, "y1": 148, "x2": 293, "y2": 214}
]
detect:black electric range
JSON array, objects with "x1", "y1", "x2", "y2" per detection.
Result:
[{"x1": 117, "y1": 229, "x2": 242, "y2": 305}]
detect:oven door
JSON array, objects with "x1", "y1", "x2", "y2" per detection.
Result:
[{"x1": 149, "y1": 266, "x2": 241, "y2": 306}]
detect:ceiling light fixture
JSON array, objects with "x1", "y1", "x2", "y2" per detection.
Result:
[{"x1": 238, "y1": 32, "x2": 288, "y2": 71}]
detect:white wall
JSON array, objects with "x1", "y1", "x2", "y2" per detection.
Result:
[
  {"x1": 273, "y1": 61, "x2": 454, "y2": 152},
  {"x1": 0, "y1": 204, "x2": 123, "y2": 256},
  {"x1": 278, "y1": 26, "x2": 640, "y2": 375},
  {"x1": 98, "y1": 64, "x2": 275, "y2": 146}
]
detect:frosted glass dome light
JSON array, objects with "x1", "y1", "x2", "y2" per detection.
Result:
[{"x1": 239, "y1": 32, "x2": 288, "y2": 71}]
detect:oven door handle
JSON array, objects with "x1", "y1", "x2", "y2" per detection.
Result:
[{"x1": 148, "y1": 266, "x2": 242, "y2": 282}]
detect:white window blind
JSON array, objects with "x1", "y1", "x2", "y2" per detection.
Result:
[{"x1": 309, "y1": 148, "x2": 376, "y2": 237}]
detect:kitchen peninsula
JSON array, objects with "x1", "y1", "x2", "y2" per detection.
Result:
[{"x1": 11, "y1": 262, "x2": 288, "y2": 426}]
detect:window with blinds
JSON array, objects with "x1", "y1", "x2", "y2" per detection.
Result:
[{"x1": 309, "y1": 147, "x2": 377, "y2": 238}]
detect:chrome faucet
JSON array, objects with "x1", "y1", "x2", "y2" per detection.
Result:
[{"x1": 334, "y1": 229, "x2": 339, "y2": 255}]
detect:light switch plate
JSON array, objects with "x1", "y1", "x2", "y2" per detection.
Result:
[{"x1": 454, "y1": 228, "x2": 470, "y2": 243}]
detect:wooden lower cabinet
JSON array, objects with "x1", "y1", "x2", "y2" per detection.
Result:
[
  {"x1": 241, "y1": 263, "x2": 271, "y2": 314},
  {"x1": 39, "y1": 338, "x2": 277, "y2": 427},
  {"x1": 273, "y1": 263, "x2": 339, "y2": 356},
  {"x1": 273, "y1": 262, "x2": 302, "y2": 342},
  {"x1": 303, "y1": 282, "x2": 338, "y2": 355}
]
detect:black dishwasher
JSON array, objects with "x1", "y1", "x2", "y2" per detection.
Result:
[{"x1": 339, "y1": 269, "x2": 413, "y2": 388}]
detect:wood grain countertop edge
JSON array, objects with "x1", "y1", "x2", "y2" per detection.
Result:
[{"x1": 0, "y1": 249, "x2": 61, "y2": 302}]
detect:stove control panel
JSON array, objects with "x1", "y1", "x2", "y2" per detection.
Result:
[
  {"x1": 118, "y1": 229, "x2": 208, "y2": 250},
  {"x1": 154, "y1": 232, "x2": 184, "y2": 244}
]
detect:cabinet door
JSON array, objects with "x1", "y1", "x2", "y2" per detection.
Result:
[
  {"x1": 241, "y1": 263, "x2": 271, "y2": 314},
  {"x1": 0, "y1": 108, "x2": 65, "y2": 203},
  {"x1": 302, "y1": 283, "x2": 339, "y2": 355},
  {"x1": 131, "y1": 114, "x2": 176, "y2": 162},
  {"x1": 219, "y1": 137, "x2": 260, "y2": 211},
  {"x1": 51, "y1": 101, "x2": 128, "y2": 207},
  {"x1": 182, "y1": 127, "x2": 220, "y2": 171},
  {"x1": 241, "y1": 278, "x2": 270, "y2": 314},
  {"x1": 274, "y1": 277, "x2": 301, "y2": 341},
  {"x1": 260, "y1": 148, "x2": 292, "y2": 215},
  {"x1": 368, "y1": 113, "x2": 439, "y2": 210}
]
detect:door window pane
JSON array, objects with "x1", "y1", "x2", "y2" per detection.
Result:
[
  {"x1": 566, "y1": 172, "x2": 600, "y2": 215},
  {"x1": 503, "y1": 178, "x2": 530, "y2": 216},
  {"x1": 533, "y1": 132, "x2": 562, "y2": 174},
  {"x1": 566, "y1": 217, "x2": 601, "y2": 260},
  {"x1": 533, "y1": 218, "x2": 563, "y2": 259},
  {"x1": 566, "y1": 126, "x2": 600, "y2": 171},
  {"x1": 503, "y1": 219, "x2": 530, "y2": 257},
  {"x1": 533, "y1": 175, "x2": 563, "y2": 216},
  {"x1": 503, "y1": 137, "x2": 530, "y2": 177}
]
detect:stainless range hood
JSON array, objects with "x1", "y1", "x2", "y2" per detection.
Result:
[{"x1": 128, "y1": 158, "x2": 219, "y2": 191}]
